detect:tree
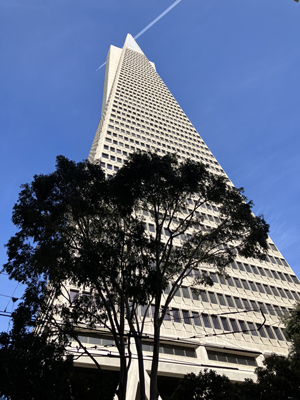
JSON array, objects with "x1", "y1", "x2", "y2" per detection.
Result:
[
  {"x1": 0, "y1": 330, "x2": 75, "y2": 400},
  {"x1": 3, "y1": 152, "x2": 269, "y2": 400},
  {"x1": 0, "y1": 299, "x2": 118, "y2": 400},
  {"x1": 283, "y1": 301, "x2": 300, "y2": 359},
  {"x1": 168, "y1": 359, "x2": 300, "y2": 400},
  {"x1": 166, "y1": 370, "x2": 240, "y2": 400}
]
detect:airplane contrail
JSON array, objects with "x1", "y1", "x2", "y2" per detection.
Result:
[
  {"x1": 134, "y1": 0, "x2": 182, "y2": 40},
  {"x1": 96, "y1": 0, "x2": 183, "y2": 71}
]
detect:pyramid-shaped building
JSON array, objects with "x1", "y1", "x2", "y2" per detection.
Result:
[{"x1": 72, "y1": 34, "x2": 300, "y2": 398}]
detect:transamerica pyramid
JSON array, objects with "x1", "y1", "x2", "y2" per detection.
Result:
[{"x1": 70, "y1": 33, "x2": 300, "y2": 398}]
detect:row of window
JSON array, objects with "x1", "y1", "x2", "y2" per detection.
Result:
[
  {"x1": 207, "y1": 350, "x2": 257, "y2": 366},
  {"x1": 196, "y1": 289, "x2": 291, "y2": 317},
  {"x1": 210, "y1": 263, "x2": 299, "y2": 290},
  {"x1": 169, "y1": 271, "x2": 300, "y2": 304},
  {"x1": 143, "y1": 343, "x2": 196, "y2": 358},
  {"x1": 68, "y1": 289, "x2": 287, "y2": 345},
  {"x1": 144, "y1": 304, "x2": 286, "y2": 342},
  {"x1": 70, "y1": 332, "x2": 258, "y2": 365},
  {"x1": 166, "y1": 284, "x2": 292, "y2": 316}
]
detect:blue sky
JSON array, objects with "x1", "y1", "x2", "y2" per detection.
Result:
[{"x1": 0, "y1": 0, "x2": 299, "y2": 332}]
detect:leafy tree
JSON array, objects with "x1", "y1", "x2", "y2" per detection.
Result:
[
  {"x1": 283, "y1": 301, "x2": 300, "y2": 359},
  {"x1": 0, "y1": 331, "x2": 74, "y2": 400},
  {"x1": 0, "y1": 308, "x2": 118, "y2": 399},
  {"x1": 166, "y1": 370, "x2": 240, "y2": 400},
  {"x1": 109, "y1": 152, "x2": 268, "y2": 400},
  {"x1": 3, "y1": 152, "x2": 269, "y2": 400},
  {"x1": 253, "y1": 354, "x2": 300, "y2": 400}
]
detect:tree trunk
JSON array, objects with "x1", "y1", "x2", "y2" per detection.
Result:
[
  {"x1": 134, "y1": 335, "x2": 146, "y2": 400},
  {"x1": 117, "y1": 350, "x2": 128, "y2": 400},
  {"x1": 149, "y1": 300, "x2": 161, "y2": 400}
]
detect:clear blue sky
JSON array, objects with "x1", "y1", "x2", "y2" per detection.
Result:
[{"x1": 0, "y1": 0, "x2": 299, "y2": 332}]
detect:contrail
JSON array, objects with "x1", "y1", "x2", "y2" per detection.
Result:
[
  {"x1": 96, "y1": 0, "x2": 183, "y2": 71},
  {"x1": 134, "y1": 0, "x2": 182, "y2": 40}
]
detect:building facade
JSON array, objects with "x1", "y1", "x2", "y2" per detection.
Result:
[{"x1": 69, "y1": 34, "x2": 300, "y2": 399}]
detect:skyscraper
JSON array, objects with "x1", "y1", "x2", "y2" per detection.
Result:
[{"x1": 81, "y1": 34, "x2": 299, "y2": 398}]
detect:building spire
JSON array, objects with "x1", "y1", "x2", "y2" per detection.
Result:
[{"x1": 123, "y1": 33, "x2": 144, "y2": 54}]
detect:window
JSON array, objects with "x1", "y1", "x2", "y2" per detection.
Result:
[
  {"x1": 234, "y1": 278, "x2": 242, "y2": 288},
  {"x1": 209, "y1": 292, "x2": 217, "y2": 304},
  {"x1": 211, "y1": 315, "x2": 221, "y2": 330},
  {"x1": 172, "y1": 308, "x2": 180, "y2": 322},
  {"x1": 220, "y1": 317, "x2": 230, "y2": 331},
  {"x1": 263, "y1": 285, "x2": 272, "y2": 295},
  {"x1": 69, "y1": 290, "x2": 79, "y2": 304},
  {"x1": 200, "y1": 291, "x2": 208, "y2": 302},
  {"x1": 247, "y1": 322, "x2": 258, "y2": 336},
  {"x1": 285, "y1": 290, "x2": 293, "y2": 300},
  {"x1": 244, "y1": 263, "x2": 251, "y2": 273},
  {"x1": 202, "y1": 314, "x2": 212, "y2": 328},
  {"x1": 256, "y1": 323, "x2": 267, "y2": 338},
  {"x1": 256, "y1": 283, "x2": 265, "y2": 294},
  {"x1": 164, "y1": 228, "x2": 170, "y2": 237},
  {"x1": 277, "y1": 288, "x2": 286, "y2": 298},
  {"x1": 217, "y1": 293, "x2": 226, "y2": 306},
  {"x1": 271, "y1": 286, "x2": 279, "y2": 297},
  {"x1": 148, "y1": 223, "x2": 155, "y2": 233},
  {"x1": 249, "y1": 281, "x2": 257, "y2": 291},
  {"x1": 265, "y1": 303, "x2": 275, "y2": 315},
  {"x1": 242, "y1": 298, "x2": 250, "y2": 310},
  {"x1": 182, "y1": 310, "x2": 191, "y2": 324},
  {"x1": 273, "y1": 305, "x2": 282, "y2": 316},
  {"x1": 272, "y1": 270, "x2": 279, "y2": 280},
  {"x1": 265, "y1": 325, "x2": 275, "y2": 339},
  {"x1": 238, "y1": 320, "x2": 248, "y2": 333},
  {"x1": 241, "y1": 280, "x2": 249, "y2": 290},
  {"x1": 251, "y1": 265, "x2": 259, "y2": 275},
  {"x1": 237, "y1": 262, "x2": 244, "y2": 271},
  {"x1": 192, "y1": 312, "x2": 201, "y2": 326},
  {"x1": 234, "y1": 297, "x2": 243, "y2": 309},
  {"x1": 285, "y1": 274, "x2": 292, "y2": 283},
  {"x1": 181, "y1": 287, "x2": 190, "y2": 299},
  {"x1": 226, "y1": 277, "x2": 234, "y2": 287},
  {"x1": 291, "y1": 291, "x2": 299, "y2": 300},
  {"x1": 273, "y1": 327, "x2": 284, "y2": 341},
  {"x1": 225, "y1": 295, "x2": 234, "y2": 307},
  {"x1": 210, "y1": 273, "x2": 218, "y2": 283},
  {"x1": 191, "y1": 290, "x2": 199, "y2": 301},
  {"x1": 250, "y1": 300, "x2": 257, "y2": 311},
  {"x1": 230, "y1": 319, "x2": 238, "y2": 331}
]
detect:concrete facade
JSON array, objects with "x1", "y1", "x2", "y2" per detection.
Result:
[{"x1": 69, "y1": 34, "x2": 300, "y2": 399}]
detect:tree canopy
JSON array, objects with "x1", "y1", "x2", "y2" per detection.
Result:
[{"x1": 3, "y1": 152, "x2": 269, "y2": 400}]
